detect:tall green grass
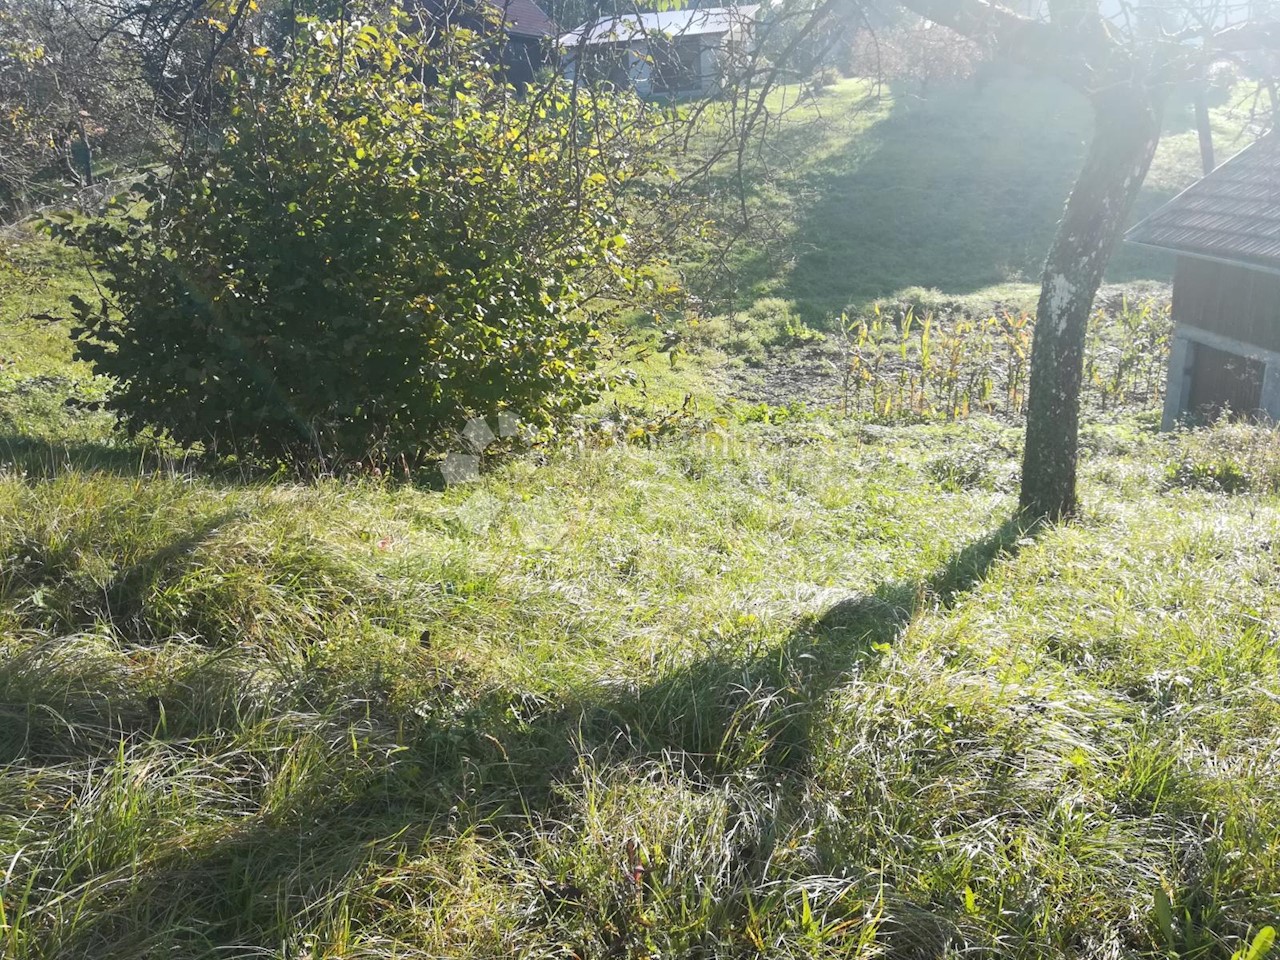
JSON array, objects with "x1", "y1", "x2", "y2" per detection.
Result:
[{"x1": 1, "y1": 415, "x2": 1278, "y2": 958}]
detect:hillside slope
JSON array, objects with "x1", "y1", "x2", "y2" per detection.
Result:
[
  {"x1": 721, "y1": 74, "x2": 1262, "y2": 319},
  {"x1": 2, "y1": 108, "x2": 1279, "y2": 958}
]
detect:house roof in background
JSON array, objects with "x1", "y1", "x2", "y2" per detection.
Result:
[
  {"x1": 490, "y1": 0, "x2": 558, "y2": 38},
  {"x1": 560, "y1": 5, "x2": 759, "y2": 47},
  {"x1": 1126, "y1": 131, "x2": 1280, "y2": 275},
  {"x1": 410, "y1": 0, "x2": 557, "y2": 38}
]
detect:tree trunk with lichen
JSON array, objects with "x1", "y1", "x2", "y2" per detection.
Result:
[{"x1": 1019, "y1": 85, "x2": 1163, "y2": 520}]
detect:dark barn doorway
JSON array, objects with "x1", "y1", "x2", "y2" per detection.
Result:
[{"x1": 1187, "y1": 342, "x2": 1265, "y2": 423}]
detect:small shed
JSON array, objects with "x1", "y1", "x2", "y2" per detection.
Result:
[
  {"x1": 1125, "y1": 131, "x2": 1280, "y2": 428},
  {"x1": 559, "y1": 5, "x2": 759, "y2": 96}
]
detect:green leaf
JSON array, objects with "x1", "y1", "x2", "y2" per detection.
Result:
[
  {"x1": 1154, "y1": 887, "x2": 1175, "y2": 951},
  {"x1": 1233, "y1": 927, "x2": 1277, "y2": 960}
]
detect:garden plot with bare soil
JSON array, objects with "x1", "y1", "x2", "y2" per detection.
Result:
[{"x1": 708, "y1": 288, "x2": 1173, "y2": 421}]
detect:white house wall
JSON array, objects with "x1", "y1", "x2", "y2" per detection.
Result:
[{"x1": 564, "y1": 37, "x2": 728, "y2": 94}]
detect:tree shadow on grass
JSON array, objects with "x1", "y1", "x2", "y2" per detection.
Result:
[
  {"x1": 777, "y1": 75, "x2": 1188, "y2": 319},
  {"x1": 0, "y1": 433, "x2": 196, "y2": 480},
  {"x1": 40, "y1": 515, "x2": 1043, "y2": 957},
  {"x1": 0, "y1": 508, "x2": 241, "y2": 618},
  {"x1": 0, "y1": 510, "x2": 250, "y2": 765}
]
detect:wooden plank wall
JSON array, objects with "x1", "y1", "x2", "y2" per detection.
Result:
[{"x1": 1173, "y1": 256, "x2": 1280, "y2": 353}]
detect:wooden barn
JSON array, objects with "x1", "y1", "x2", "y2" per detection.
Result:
[{"x1": 1125, "y1": 131, "x2": 1280, "y2": 429}]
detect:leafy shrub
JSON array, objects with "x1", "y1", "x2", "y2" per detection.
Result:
[
  {"x1": 0, "y1": 2, "x2": 158, "y2": 217},
  {"x1": 734, "y1": 400, "x2": 810, "y2": 425},
  {"x1": 51, "y1": 11, "x2": 664, "y2": 470},
  {"x1": 1084, "y1": 295, "x2": 1172, "y2": 412},
  {"x1": 1164, "y1": 456, "x2": 1250, "y2": 494}
]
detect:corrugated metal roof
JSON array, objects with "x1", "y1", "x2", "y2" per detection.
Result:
[
  {"x1": 1125, "y1": 131, "x2": 1280, "y2": 274},
  {"x1": 560, "y1": 5, "x2": 760, "y2": 47}
]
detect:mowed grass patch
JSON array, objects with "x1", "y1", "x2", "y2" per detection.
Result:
[{"x1": 1, "y1": 416, "x2": 1278, "y2": 957}]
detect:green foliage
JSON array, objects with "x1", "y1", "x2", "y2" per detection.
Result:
[
  {"x1": 50, "y1": 11, "x2": 664, "y2": 469},
  {"x1": 823, "y1": 297, "x2": 1170, "y2": 422},
  {"x1": 1164, "y1": 421, "x2": 1280, "y2": 495},
  {"x1": 4, "y1": 416, "x2": 1280, "y2": 957},
  {"x1": 733, "y1": 398, "x2": 810, "y2": 424},
  {"x1": 0, "y1": 0, "x2": 159, "y2": 215},
  {"x1": 1234, "y1": 926, "x2": 1277, "y2": 960},
  {"x1": 1165, "y1": 452, "x2": 1251, "y2": 494},
  {"x1": 1084, "y1": 295, "x2": 1173, "y2": 411},
  {"x1": 7, "y1": 49, "x2": 1280, "y2": 960}
]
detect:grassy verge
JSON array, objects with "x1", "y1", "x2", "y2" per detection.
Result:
[
  {"x1": 1, "y1": 227, "x2": 114, "y2": 444},
  {"x1": 2, "y1": 409, "x2": 1279, "y2": 957},
  {"x1": 694, "y1": 72, "x2": 1262, "y2": 323}
]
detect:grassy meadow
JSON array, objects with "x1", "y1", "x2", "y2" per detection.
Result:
[
  {"x1": 2, "y1": 72, "x2": 1280, "y2": 960},
  {"x1": 702, "y1": 72, "x2": 1263, "y2": 321}
]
